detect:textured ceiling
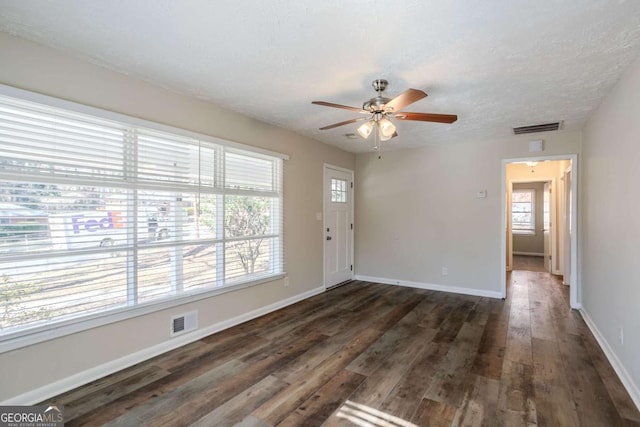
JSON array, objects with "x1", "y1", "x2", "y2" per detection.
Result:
[{"x1": 1, "y1": 1, "x2": 640, "y2": 153}]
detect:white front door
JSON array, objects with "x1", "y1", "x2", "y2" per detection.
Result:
[{"x1": 324, "y1": 166, "x2": 353, "y2": 289}]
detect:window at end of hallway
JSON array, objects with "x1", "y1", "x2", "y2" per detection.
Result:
[{"x1": 512, "y1": 189, "x2": 535, "y2": 234}]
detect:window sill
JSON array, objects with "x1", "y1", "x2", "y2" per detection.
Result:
[
  {"x1": 513, "y1": 230, "x2": 536, "y2": 236},
  {"x1": 0, "y1": 272, "x2": 285, "y2": 354}
]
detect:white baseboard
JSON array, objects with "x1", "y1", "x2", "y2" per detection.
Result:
[
  {"x1": 513, "y1": 251, "x2": 544, "y2": 257},
  {"x1": 354, "y1": 275, "x2": 502, "y2": 299},
  {"x1": 2, "y1": 286, "x2": 325, "y2": 405},
  {"x1": 579, "y1": 309, "x2": 640, "y2": 412}
]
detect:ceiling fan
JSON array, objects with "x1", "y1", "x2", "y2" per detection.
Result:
[{"x1": 312, "y1": 79, "x2": 457, "y2": 143}]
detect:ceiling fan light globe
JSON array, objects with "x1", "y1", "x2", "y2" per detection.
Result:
[
  {"x1": 357, "y1": 121, "x2": 374, "y2": 139},
  {"x1": 380, "y1": 133, "x2": 393, "y2": 142},
  {"x1": 378, "y1": 118, "x2": 396, "y2": 138}
]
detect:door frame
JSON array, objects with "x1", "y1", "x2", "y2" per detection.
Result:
[
  {"x1": 500, "y1": 154, "x2": 579, "y2": 308},
  {"x1": 507, "y1": 177, "x2": 556, "y2": 274},
  {"x1": 323, "y1": 163, "x2": 355, "y2": 290},
  {"x1": 562, "y1": 165, "x2": 573, "y2": 287}
]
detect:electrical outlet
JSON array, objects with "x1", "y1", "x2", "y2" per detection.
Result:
[
  {"x1": 442, "y1": 267, "x2": 448, "y2": 276},
  {"x1": 619, "y1": 327, "x2": 624, "y2": 345},
  {"x1": 284, "y1": 276, "x2": 290, "y2": 287}
]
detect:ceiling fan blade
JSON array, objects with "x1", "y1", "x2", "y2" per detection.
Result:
[
  {"x1": 394, "y1": 112, "x2": 458, "y2": 124},
  {"x1": 383, "y1": 89, "x2": 427, "y2": 112},
  {"x1": 319, "y1": 117, "x2": 368, "y2": 130},
  {"x1": 312, "y1": 101, "x2": 368, "y2": 114}
]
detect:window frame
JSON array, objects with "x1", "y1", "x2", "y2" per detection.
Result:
[
  {"x1": 0, "y1": 84, "x2": 288, "y2": 353},
  {"x1": 330, "y1": 178, "x2": 348, "y2": 203},
  {"x1": 511, "y1": 188, "x2": 536, "y2": 235}
]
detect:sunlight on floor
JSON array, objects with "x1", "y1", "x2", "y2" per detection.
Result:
[{"x1": 335, "y1": 400, "x2": 419, "y2": 427}]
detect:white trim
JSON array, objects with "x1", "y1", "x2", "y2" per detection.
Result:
[
  {"x1": 322, "y1": 163, "x2": 354, "y2": 174},
  {"x1": 501, "y1": 154, "x2": 579, "y2": 308},
  {"x1": 513, "y1": 251, "x2": 545, "y2": 257},
  {"x1": 562, "y1": 165, "x2": 573, "y2": 287},
  {"x1": 579, "y1": 309, "x2": 640, "y2": 412},
  {"x1": 354, "y1": 275, "x2": 502, "y2": 299},
  {"x1": 1, "y1": 285, "x2": 324, "y2": 405},
  {"x1": 0, "y1": 83, "x2": 290, "y2": 161},
  {"x1": 323, "y1": 164, "x2": 355, "y2": 290}
]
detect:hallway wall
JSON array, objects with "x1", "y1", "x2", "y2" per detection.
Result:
[{"x1": 582, "y1": 52, "x2": 640, "y2": 407}]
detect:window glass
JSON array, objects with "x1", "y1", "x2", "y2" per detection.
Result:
[
  {"x1": 512, "y1": 189, "x2": 535, "y2": 234},
  {"x1": 0, "y1": 92, "x2": 284, "y2": 338},
  {"x1": 331, "y1": 178, "x2": 348, "y2": 203}
]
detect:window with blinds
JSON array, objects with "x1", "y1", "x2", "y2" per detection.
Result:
[
  {"x1": 0, "y1": 89, "x2": 284, "y2": 342},
  {"x1": 512, "y1": 189, "x2": 535, "y2": 234}
]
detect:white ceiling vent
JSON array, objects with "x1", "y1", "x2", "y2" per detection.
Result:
[
  {"x1": 170, "y1": 311, "x2": 198, "y2": 337},
  {"x1": 513, "y1": 121, "x2": 563, "y2": 135}
]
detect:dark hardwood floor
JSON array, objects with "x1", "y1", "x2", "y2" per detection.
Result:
[{"x1": 45, "y1": 271, "x2": 640, "y2": 426}]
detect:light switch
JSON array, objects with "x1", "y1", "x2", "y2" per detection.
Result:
[{"x1": 477, "y1": 190, "x2": 487, "y2": 198}]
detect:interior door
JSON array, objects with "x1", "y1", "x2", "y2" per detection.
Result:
[
  {"x1": 563, "y1": 169, "x2": 572, "y2": 285},
  {"x1": 324, "y1": 166, "x2": 353, "y2": 289},
  {"x1": 543, "y1": 182, "x2": 551, "y2": 272}
]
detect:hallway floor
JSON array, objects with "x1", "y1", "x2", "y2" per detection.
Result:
[{"x1": 513, "y1": 254, "x2": 548, "y2": 272}]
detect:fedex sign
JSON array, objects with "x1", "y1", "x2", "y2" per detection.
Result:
[{"x1": 71, "y1": 211, "x2": 125, "y2": 234}]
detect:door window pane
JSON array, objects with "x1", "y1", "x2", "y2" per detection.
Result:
[{"x1": 331, "y1": 178, "x2": 348, "y2": 203}]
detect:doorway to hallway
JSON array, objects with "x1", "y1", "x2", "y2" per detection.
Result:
[{"x1": 501, "y1": 155, "x2": 579, "y2": 309}]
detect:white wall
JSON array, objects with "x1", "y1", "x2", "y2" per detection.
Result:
[
  {"x1": 355, "y1": 132, "x2": 580, "y2": 296},
  {"x1": 0, "y1": 33, "x2": 355, "y2": 401},
  {"x1": 582, "y1": 53, "x2": 640, "y2": 403}
]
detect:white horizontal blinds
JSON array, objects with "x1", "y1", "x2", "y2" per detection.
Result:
[
  {"x1": 0, "y1": 95, "x2": 126, "y2": 184},
  {"x1": 223, "y1": 150, "x2": 283, "y2": 282},
  {"x1": 136, "y1": 129, "x2": 201, "y2": 188},
  {"x1": 0, "y1": 96, "x2": 133, "y2": 331},
  {"x1": 0, "y1": 90, "x2": 284, "y2": 336},
  {"x1": 225, "y1": 150, "x2": 276, "y2": 193}
]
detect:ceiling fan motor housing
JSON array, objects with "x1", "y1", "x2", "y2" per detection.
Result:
[
  {"x1": 363, "y1": 97, "x2": 390, "y2": 112},
  {"x1": 363, "y1": 79, "x2": 391, "y2": 112}
]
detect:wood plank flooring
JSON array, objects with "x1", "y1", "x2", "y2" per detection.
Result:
[
  {"x1": 513, "y1": 255, "x2": 548, "y2": 272},
  {"x1": 44, "y1": 271, "x2": 640, "y2": 426}
]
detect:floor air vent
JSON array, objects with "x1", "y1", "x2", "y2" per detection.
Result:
[
  {"x1": 513, "y1": 121, "x2": 563, "y2": 135},
  {"x1": 170, "y1": 311, "x2": 198, "y2": 337}
]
